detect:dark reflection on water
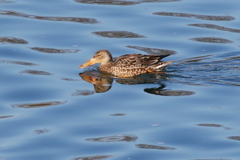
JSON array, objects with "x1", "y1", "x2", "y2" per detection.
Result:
[
  {"x1": 153, "y1": 12, "x2": 234, "y2": 21},
  {"x1": 0, "y1": 10, "x2": 99, "y2": 24},
  {"x1": 0, "y1": 0, "x2": 14, "y2": 3},
  {"x1": 190, "y1": 37, "x2": 233, "y2": 43},
  {"x1": 189, "y1": 24, "x2": 240, "y2": 33},
  {"x1": 86, "y1": 134, "x2": 138, "y2": 142},
  {"x1": 35, "y1": 129, "x2": 51, "y2": 134},
  {"x1": 228, "y1": 136, "x2": 240, "y2": 141},
  {"x1": 189, "y1": 159, "x2": 230, "y2": 160},
  {"x1": 144, "y1": 87, "x2": 195, "y2": 96},
  {"x1": 0, "y1": 59, "x2": 37, "y2": 66},
  {"x1": 72, "y1": 155, "x2": 113, "y2": 160},
  {"x1": 127, "y1": 45, "x2": 176, "y2": 55},
  {"x1": 74, "y1": 0, "x2": 179, "y2": 6},
  {"x1": 79, "y1": 72, "x2": 195, "y2": 96},
  {"x1": 61, "y1": 77, "x2": 80, "y2": 81},
  {"x1": 136, "y1": 144, "x2": 176, "y2": 150},
  {"x1": 19, "y1": 70, "x2": 52, "y2": 76},
  {"x1": 93, "y1": 31, "x2": 145, "y2": 38},
  {"x1": 198, "y1": 123, "x2": 222, "y2": 127},
  {"x1": 72, "y1": 90, "x2": 95, "y2": 96},
  {"x1": 30, "y1": 47, "x2": 80, "y2": 54},
  {"x1": 197, "y1": 123, "x2": 231, "y2": 130},
  {"x1": 0, "y1": 37, "x2": 28, "y2": 44},
  {"x1": 80, "y1": 70, "x2": 169, "y2": 84},
  {"x1": 110, "y1": 113, "x2": 126, "y2": 116},
  {"x1": 0, "y1": 115, "x2": 14, "y2": 119},
  {"x1": 12, "y1": 100, "x2": 66, "y2": 108}
]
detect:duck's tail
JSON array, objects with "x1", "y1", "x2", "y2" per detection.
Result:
[
  {"x1": 155, "y1": 61, "x2": 173, "y2": 69},
  {"x1": 147, "y1": 61, "x2": 173, "y2": 72}
]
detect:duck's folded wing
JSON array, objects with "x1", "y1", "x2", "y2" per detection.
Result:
[{"x1": 114, "y1": 54, "x2": 169, "y2": 66}]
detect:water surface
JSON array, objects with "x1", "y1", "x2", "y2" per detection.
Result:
[{"x1": 1, "y1": 0, "x2": 240, "y2": 160}]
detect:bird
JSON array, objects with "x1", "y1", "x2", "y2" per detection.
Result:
[{"x1": 78, "y1": 49, "x2": 173, "y2": 77}]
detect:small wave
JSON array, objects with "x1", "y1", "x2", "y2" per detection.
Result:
[
  {"x1": 169, "y1": 52, "x2": 240, "y2": 86},
  {"x1": 74, "y1": 0, "x2": 180, "y2": 6},
  {"x1": 93, "y1": 31, "x2": 145, "y2": 38},
  {"x1": 153, "y1": 12, "x2": 235, "y2": 21},
  {"x1": 0, "y1": 10, "x2": 99, "y2": 24}
]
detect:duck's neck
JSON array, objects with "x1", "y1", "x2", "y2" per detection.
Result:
[{"x1": 100, "y1": 60, "x2": 113, "y2": 67}]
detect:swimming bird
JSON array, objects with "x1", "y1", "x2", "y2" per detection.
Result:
[{"x1": 78, "y1": 49, "x2": 173, "y2": 77}]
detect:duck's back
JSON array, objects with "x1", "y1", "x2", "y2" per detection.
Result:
[
  {"x1": 99, "y1": 54, "x2": 171, "y2": 77},
  {"x1": 113, "y1": 54, "x2": 169, "y2": 67}
]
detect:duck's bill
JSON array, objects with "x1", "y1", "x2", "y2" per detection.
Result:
[{"x1": 78, "y1": 58, "x2": 96, "y2": 68}]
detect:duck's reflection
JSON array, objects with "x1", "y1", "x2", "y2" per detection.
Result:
[
  {"x1": 144, "y1": 86, "x2": 195, "y2": 96},
  {"x1": 79, "y1": 72, "x2": 113, "y2": 93},
  {"x1": 79, "y1": 71, "x2": 195, "y2": 96}
]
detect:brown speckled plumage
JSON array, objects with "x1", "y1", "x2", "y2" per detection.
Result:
[{"x1": 79, "y1": 49, "x2": 173, "y2": 77}]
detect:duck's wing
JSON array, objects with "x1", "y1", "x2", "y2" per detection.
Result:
[{"x1": 113, "y1": 54, "x2": 170, "y2": 66}]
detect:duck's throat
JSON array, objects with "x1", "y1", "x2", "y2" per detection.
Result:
[{"x1": 99, "y1": 62, "x2": 113, "y2": 73}]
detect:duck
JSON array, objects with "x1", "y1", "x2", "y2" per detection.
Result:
[{"x1": 78, "y1": 49, "x2": 173, "y2": 77}]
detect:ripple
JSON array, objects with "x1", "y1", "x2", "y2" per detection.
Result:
[
  {"x1": 61, "y1": 77, "x2": 80, "y2": 81},
  {"x1": 189, "y1": 159, "x2": 231, "y2": 160},
  {"x1": 86, "y1": 134, "x2": 138, "y2": 142},
  {"x1": 93, "y1": 31, "x2": 145, "y2": 38},
  {"x1": 71, "y1": 155, "x2": 114, "y2": 160},
  {"x1": 0, "y1": 115, "x2": 14, "y2": 119},
  {"x1": 127, "y1": 45, "x2": 176, "y2": 55},
  {"x1": 0, "y1": 0, "x2": 14, "y2": 3},
  {"x1": 71, "y1": 90, "x2": 95, "y2": 96},
  {"x1": 0, "y1": 36, "x2": 28, "y2": 44},
  {"x1": 136, "y1": 144, "x2": 176, "y2": 150},
  {"x1": 12, "y1": 100, "x2": 66, "y2": 108},
  {"x1": 0, "y1": 10, "x2": 99, "y2": 24},
  {"x1": 197, "y1": 123, "x2": 231, "y2": 130},
  {"x1": 74, "y1": 0, "x2": 180, "y2": 5},
  {"x1": 228, "y1": 136, "x2": 240, "y2": 141},
  {"x1": 190, "y1": 37, "x2": 233, "y2": 43},
  {"x1": 144, "y1": 88, "x2": 195, "y2": 96},
  {"x1": 19, "y1": 70, "x2": 52, "y2": 76},
  {"x1": 110, "y1": 113, "x2": 126, "y2": 116},
  {"x1": 35, "y1": 129, "x2": 51, "y2": 134},
  {"x1": 153, "y1": 12, "x2": 234, "y2": 21},
  {"x1": 0, "y1": 59, "x2": 37, "y2": 66},
  {"x1": 30, "y1": 47, "x2": 80, "y2": 54},
  {"x1": 170, "y1": 51, "x2": 240, "y2": 86},
  {"x1": 189, "y1": 23, "x2": 240, "y2": 33},
  {"x1": 198, "y1": 123, "x2": 222, "y2": 127}
]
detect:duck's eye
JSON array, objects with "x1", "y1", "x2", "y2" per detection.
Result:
[{"x1": 95, "y1": 54, "x2": 101, "y2": 57}]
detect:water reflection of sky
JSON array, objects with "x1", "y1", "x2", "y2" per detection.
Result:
[{"x1": 1, "y1": 0, "x2": 240, "y2": 159}]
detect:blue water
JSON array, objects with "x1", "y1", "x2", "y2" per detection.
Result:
[{"x1": 1, "y1": 0, "x2": 240, "y2": 159}]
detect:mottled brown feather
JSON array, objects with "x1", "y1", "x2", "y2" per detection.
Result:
[{"x1": 79, "y1": 50, "x2": 173, "y2": 77}]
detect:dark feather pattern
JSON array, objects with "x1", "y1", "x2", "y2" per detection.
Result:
[{"x1": 113, "y1": 54, "x2": 169, "y2": 66}]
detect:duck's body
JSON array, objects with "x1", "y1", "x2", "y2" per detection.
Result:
[{"x1": 79, "y1": 50, "x2": 173, "y2": 77}]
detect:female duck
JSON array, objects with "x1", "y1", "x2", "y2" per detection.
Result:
[{"x1": 79, "y1": 49, "x2": 173, "y2": 77}]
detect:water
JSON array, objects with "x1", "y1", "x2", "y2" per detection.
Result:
[{"x1": 1, "y1": 0, "x2": 240, "y2": 159}]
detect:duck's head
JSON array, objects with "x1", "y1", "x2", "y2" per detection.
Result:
[{"x1": 78, "y1": 49, "x2": 113, "y2": 68}]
